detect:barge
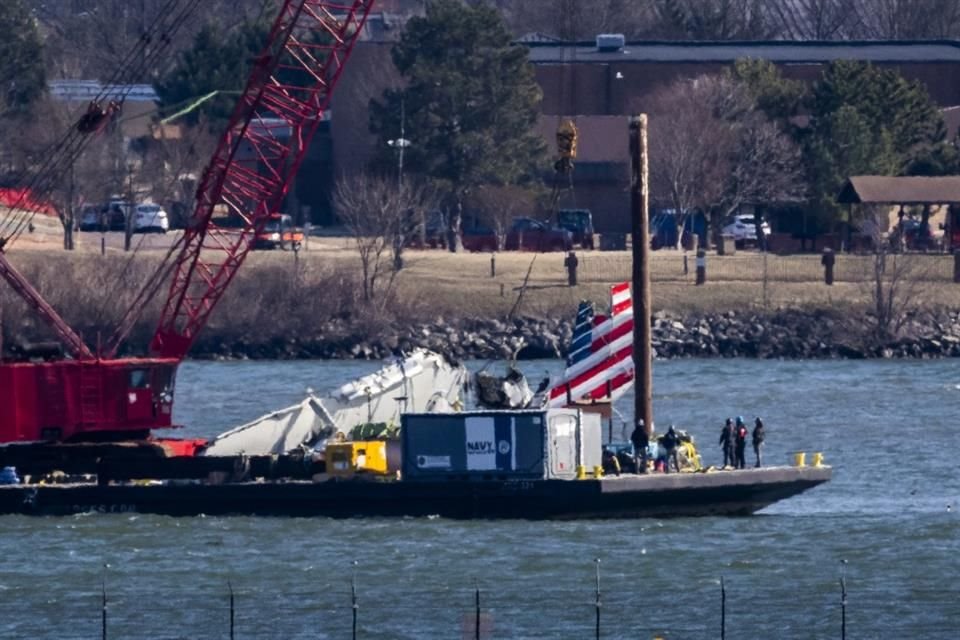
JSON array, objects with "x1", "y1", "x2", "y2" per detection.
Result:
[
  {"x1": 0, "y1": 409, "x2": 831, "y2": 519},
  {"x1": 0, "y1": 466, "x2": 830, "y2": 519}
]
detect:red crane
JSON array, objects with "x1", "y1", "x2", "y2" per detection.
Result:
[{"x1": 0, "y1": 0, "x2": 377, "y2": 445}]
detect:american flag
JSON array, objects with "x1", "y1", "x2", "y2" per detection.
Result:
[{"x1": 545, "y1": 282, "x2": 635, "y2": 407}]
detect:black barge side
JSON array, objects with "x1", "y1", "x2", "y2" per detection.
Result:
[{"x1": 0, "y1": 466, "x2": 830, "y2": 519}]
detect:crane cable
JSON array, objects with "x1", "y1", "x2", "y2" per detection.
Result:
[
  {"x1": 0, "y1": 0, "x2": 183, "y2": 239},
  {"x1": 0, "y1": 0, "x2": 204, "y2": 248},
  {"x1": 0, "y1": 0, "x2": 203, "y2": 249},
  {"x1": 101, "y1": 2, "x2": 281, "y2": 354}
]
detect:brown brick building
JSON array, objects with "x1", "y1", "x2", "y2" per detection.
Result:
[{"x1": 328, "y1": 39, "x2": 960, "y2": 231}]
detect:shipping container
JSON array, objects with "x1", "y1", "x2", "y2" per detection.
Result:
[{"x1": 401, "y1": 409, "x2": 601, "y2": 481}]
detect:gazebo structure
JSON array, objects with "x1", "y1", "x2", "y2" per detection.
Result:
[{"x1": 837, "y1": 175, "x2": 960, "y2": 252}]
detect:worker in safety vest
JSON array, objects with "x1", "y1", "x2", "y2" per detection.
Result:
[{"x1": 734, "y1": 416, "x2": 748, "y2": 469}]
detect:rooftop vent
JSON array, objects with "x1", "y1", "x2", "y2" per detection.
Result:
[{"x1": 596, "y1": 33, "x2": 625, "y2": 53}]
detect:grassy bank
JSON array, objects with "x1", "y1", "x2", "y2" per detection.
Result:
[{"x1": 2, "y1": 238, "x2": 956, "y2": 356}]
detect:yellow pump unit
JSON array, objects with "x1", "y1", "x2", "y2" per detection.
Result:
[{"x1": 325, "y1": 441, "x2": 389, "y2": 478}]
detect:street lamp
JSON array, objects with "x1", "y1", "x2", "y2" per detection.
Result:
[
  {"x1": 387, "y1": 99, "x2": 411, "y2": 190},
  {"x1": 387, "y1": 137, "x2": 411, "y2": 189}
]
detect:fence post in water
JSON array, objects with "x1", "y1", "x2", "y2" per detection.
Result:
[
  {"x1": 475, "y1": 582, "x2": 481, "y2": 640},
  {"x1": 229, "y1": 581, "x2": 235, "y2": 640},
  {"x1": 720, "y1": 576, "x2": 726, "y2": 640},
  {"x1": 840, "y1": 560, "x2": 848, "y2": 640},
  {"x1": 594, "y1": 558, "x2": 601, "y2": 640},
  {"x1": 101, "y1": 576, "x2": 107, "y2": 640},
  {"x1": 490, "y1": 254, "x2": 496, "y2": 278},
  {"x1": 352, "y1": 561, "x2": 359, "y2": 640}
]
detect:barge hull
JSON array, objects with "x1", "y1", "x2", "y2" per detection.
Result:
[{"x1": 0, "y1": 466, "x2": 830, "y2": 519}]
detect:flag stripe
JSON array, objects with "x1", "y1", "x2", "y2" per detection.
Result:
[{"x1": 547, "y1": 282, "x2": 636, "y2": 406}]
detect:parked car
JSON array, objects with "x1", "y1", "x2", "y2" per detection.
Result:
[
  {"x1": 133, "y1": 203, "x2": 170, "y2": 233},
  {"x1": 460, "y1": 218, "x2": 573, "y2": 253},
  {"x1": 722, "y1": 214, "x2": 770, "y2": 246},
  {"x1": 78, "y1": 205, "x2": 106, "y2": 232},
  {"x1": 460, "y1": 225, "x2": 498, "y2": 252},
  {"x1": 557, "y1": 208, "x2": 595, "y2": 249},
  {"x1": 253, "y1": 213, "x2": 304, "y2": 250},
  {"x1": 105, "y1": 199, "x2": 133, "y2": 231},
  {"x1": 504, "y1": 217, "x2": 573, "y2": 252}
]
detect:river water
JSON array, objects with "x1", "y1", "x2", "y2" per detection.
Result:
[{"x1": 2, "y1": 358, "x2": 958, "y2": 639}]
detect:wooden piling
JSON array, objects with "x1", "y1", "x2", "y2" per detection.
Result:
[
  {"x1": 229, "y1": 581, "x2": 235, "y2": 640},
  {"x1": 352, "y1": 561, "x2": 359, "y2": 640},
  {"x1": 475, "y1": 583, "x2": 481, "y2": 640},
  {"x1": 629, "y1": 115, "x2": 653, "y2": 439},
  {"x1": 594, "y1": 558, "x2": 601, "y2": 640},
  {"x1": 720, "y1": 576, "x2": 726, "y2": 640},
  {"x1": 101, "y1": 579, "x2": 107, "y2": 640}
]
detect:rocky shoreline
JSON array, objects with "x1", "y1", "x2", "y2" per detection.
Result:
[{"x1": 189, "y1": 307, "x2": 960, "y2": 361}]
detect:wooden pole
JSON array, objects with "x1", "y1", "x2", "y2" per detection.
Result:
[
  {"x1": 840, "y1": 559, "x2": 848, "y2": 640},
  {"x1": 475, "y1": 582, "x2": 481, "y2": 640},
  {"x1": 720, "y1": 576, "x2": 726, "y2": 640},
  {"x1": 101, "y1": 578, "x2": 107, "y2": 640},
  {"x1": 629, "y1": 115, "x2": 653, "y2": 439},
  {"x1": 594, "y1": 558, "x2": 601, "y2": 640},
  {"x1": 229, "y1": 581, "x2": 235, "y2": 640},
  {"x1": 351, "y1": 561, "x2": 359, "y2": 640}
]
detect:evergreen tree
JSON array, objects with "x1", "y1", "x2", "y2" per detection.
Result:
[
  {"x1": 0, "y1": 0, "x2": 46, "y2": 119},
  {"x1": 154, "y1": 21, "x2": 269, "y2": 128},
  {"x1": 369, "y1": 0, "x2": 547, "y2": 243}
]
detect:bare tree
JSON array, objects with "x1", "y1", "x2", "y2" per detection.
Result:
[
  {"x1": 647, "y1": 78, "x2": 735, "y2": 249},
  {"x1": 852, "y1": 0, "x2": 960, "y2": 39},
  {"x1": 500, "y1": 0, "x2": 658, "y2": 39},
  {"x1": 857, "y1": 207, "x2": 932, "y2": 339},
  {"x1": 648, "y1": 75, "x2": 804, "y2": 249},
  {"x1": 766, "y1": 0, "x2": 860, "y2": 39},
  {"x1": 473, "y1": 184, "x2": 535, "y2": 251},
  {"x1": 333, "y1": 172, "x2": 434, "y2": 303},
  {"x1": 29, "y1": 0, "x2": 270, "y2": 80}
]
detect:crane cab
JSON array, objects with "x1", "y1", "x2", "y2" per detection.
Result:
[{"x1": 0, "y1": 358, "x2": 180, "y2": 443}]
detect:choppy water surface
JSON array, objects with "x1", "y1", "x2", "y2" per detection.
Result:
[{"x1": 2, "y1": 358, "x2": 959, "y2": 639}]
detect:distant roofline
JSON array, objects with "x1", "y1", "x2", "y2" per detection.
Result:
[
  {"x1": 524, "y1": 38, "x2": 960, "y2": 49},
  {"x1": 524, "y1": 39, "x2": 960, "y2": 65}
]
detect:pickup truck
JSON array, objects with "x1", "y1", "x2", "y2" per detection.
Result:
[
  {"x1": 461, "y1": 217, "x2": 573, "y2": 252},
  {"x1": 557, "y1": 208, "x2": 595, "y2": 249},
  {"x1": 253, "y1": 213, "x2": 304, "y2": 250}
]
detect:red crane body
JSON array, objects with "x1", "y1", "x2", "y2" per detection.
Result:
[{"x1": 0, "y1": 0, "x2": 376, "y2": 444}]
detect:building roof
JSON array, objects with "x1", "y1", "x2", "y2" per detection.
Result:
[
  {"x1": 837, "y1": 176, "x2": 960, "y2": 205},
  {"x1": 526, "y1": 40, "x2": 960, "y2": 65},
  {"x1": 48, "y1": 80, "x2": 158, "y2": 102}
]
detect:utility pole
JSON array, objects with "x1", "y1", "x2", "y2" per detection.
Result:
[{"x1": 630, "y1": 115, "x2": 653, "y2": 440}]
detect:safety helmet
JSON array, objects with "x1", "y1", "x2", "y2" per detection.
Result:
[{"x1": 736, "y1": 416, "x2": 744, "y2": 425}]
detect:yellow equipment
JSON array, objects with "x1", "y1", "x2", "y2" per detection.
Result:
[{"x1": 325, "y1": 441, "x2": 389, "y2": 478}]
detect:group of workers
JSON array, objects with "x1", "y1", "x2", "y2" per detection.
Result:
[
  {"x1": 601, "y1": 416, "x2": 767, "y2": 477},
  {"x1": 719, "y1": 416, "x2": 765, "y2": 469}
]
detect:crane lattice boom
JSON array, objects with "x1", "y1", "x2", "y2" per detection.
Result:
[
  {"x1": 146, "y1": 0, "x2": 375, "y2": 358},
  {"x1": 0, "y1": 0, "x2": 376, "y2": 445}
]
